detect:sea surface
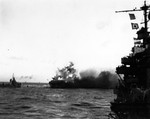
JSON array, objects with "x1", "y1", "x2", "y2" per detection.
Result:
[{"x1": 0, "y1": 83, "x2": 115, "y2": 119}]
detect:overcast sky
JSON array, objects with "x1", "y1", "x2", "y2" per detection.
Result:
[{"x1": 0, "y1": 0, "x2": 145, "y2": 82}]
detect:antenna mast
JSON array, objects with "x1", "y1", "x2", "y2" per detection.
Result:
[
  {"x1": 116, "y1": 1, "x2": 150, "y2": 47},
  {"x1": 141, "y1": 1, "x2": 148, "y2": 33}
]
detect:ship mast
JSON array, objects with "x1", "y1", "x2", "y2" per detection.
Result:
[
  {"x1": 141, "y1": 1, "x2": 149, "y2": 47},
  {"x1": 115, "y1": 1, "x2": 150, "y2": 88},
  {"x1": 116, "y1": 1, "x2": 150, "y2": 47},
  {"x1": 141, "y1": 1, "x2": 148, "y2": 33}
]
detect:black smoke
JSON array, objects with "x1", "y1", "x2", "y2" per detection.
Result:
[
  {"x1": 74, "y1": 70, "x2": 119, "y2": 89},
  {"x1": 79, "y1": 69, "x2": 98, "y2": 78},
  {"x1": 50, "y1": 62, "x2": 119, "y2": 89}
]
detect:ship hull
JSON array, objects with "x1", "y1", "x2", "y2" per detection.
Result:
[
  {"x1": 0, "y1": 83, "x2": 21, "y2": 88},
  {"x1": 110, "y1": 101, "x2": 148, "y2": 112},
  {"x1": 49, "y1": 80, "x2": 77, "y2": 88}
]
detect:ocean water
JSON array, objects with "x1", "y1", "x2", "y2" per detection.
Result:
[{"x1": 0, "y1": 83, "x2": 115, "y2": 119}]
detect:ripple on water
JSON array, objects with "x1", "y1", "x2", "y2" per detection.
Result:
[
  {"x1": 0, "y1": 88, "x2": 113, "y2": 119},
  {"x1": 72, "y1": 101, "x2": 93, "y2": 107}
]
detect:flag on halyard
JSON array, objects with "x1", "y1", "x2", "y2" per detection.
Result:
[
  {"x1": 129, "y1": 13, "x2": 136, "y2": 20},
  {"x1": 131, "y1": 23, "x2": 139, "y2": 29}
]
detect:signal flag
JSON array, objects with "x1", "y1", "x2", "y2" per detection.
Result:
[
  {"x1": 131, "y1": 23, "x2": 139, "y2": 30},
  {"x1": 129, "y1": 13, "x2": 136, "y2": 20}
]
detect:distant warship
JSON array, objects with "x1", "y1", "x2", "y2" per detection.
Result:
[
  {"x1": 0, "y1": 74, "x2": 21, "y2": 88},
  {"x1": 111, "y1": 1, "x2": 150, "y2": 114}
]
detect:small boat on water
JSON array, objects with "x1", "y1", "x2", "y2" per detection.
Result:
[{"x1": 0, "y1": 74, "x2": 21, "y2": 88}]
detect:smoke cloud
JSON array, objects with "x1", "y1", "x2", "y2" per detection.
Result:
[
  {"x1": 50, "y1": 62, "x2": 119, "y2": 89},
  {"x1": 77, "y1": 70, "x2": 118, "y2": 89},
  {"x1": 80, "y1": 69, "x2": 98, "y2": 78}
]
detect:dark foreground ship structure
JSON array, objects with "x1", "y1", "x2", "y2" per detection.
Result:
[
  {"x1": 111, "y1": 1, "x2": 150, "y2": 115},
  {"x1": 0, "y1": 74, "x2": 21, "y2": 88}
]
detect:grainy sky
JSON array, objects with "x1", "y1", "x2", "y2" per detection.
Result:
[{"x1": 0, "y1": 0, "x2": 145, "y2": 82}]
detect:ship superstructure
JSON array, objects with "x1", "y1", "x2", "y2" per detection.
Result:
[
  {"x1": 49, "y1": 62, "x2": 79, "y2": 88},
  {"x1": 111, "y1": 1, "x2": 150, "y2": 113}
]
